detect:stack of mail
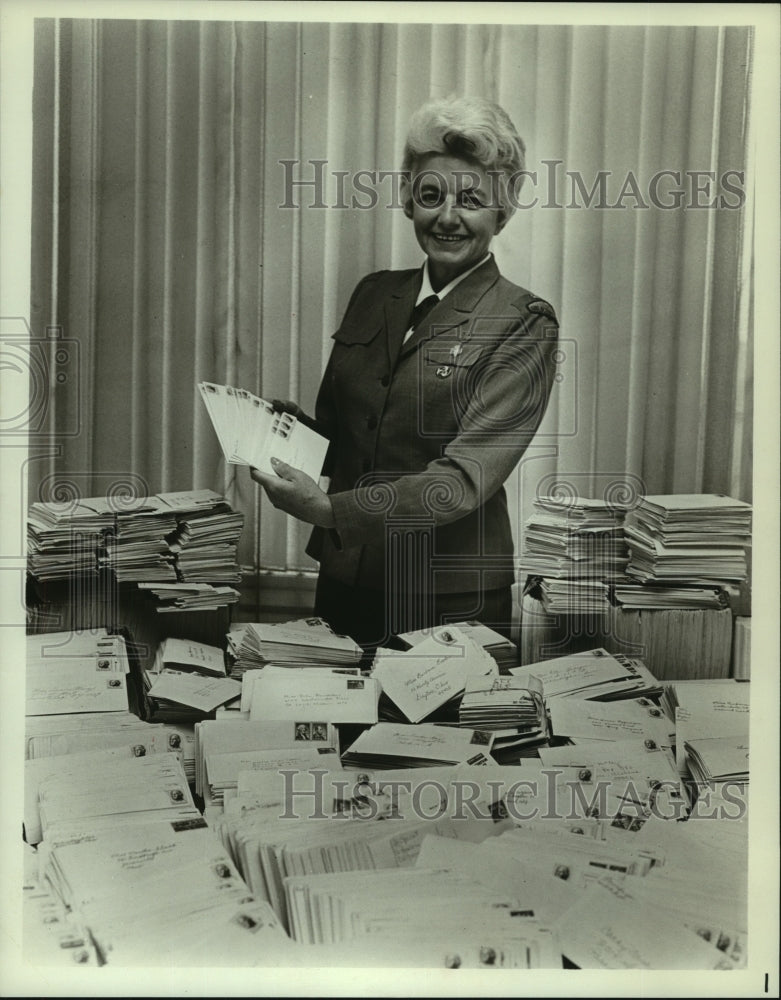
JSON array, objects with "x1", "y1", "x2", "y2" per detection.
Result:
[
  {"x1": 194, "y1": 718, "x2": 339, "y2": 805},
  {"x1": 371, "y1": 626, "x2": 497, "y2": 724},
  {"x1": 26, "y1": 630, "x2": 131, "y2": 719},
  {"x1": 624, "y1": 494, "x2": 752, "y2": 585},
  {"x1": 198, "y1": 381, "x2": 329, "y2": 481},
  {"x1": 510, "y1": 649, "x2": 661, "y2": 703},
  {"x1": 458, "y1": 675, "x2": 548, "y2": 754},
  {"x1": 397, "y1": 621, "x2": 518, "y2": 672},
  {"x1": 100, "y1": 496, "x2": 179, "y2": 582},
  {"x1": 227, "y1": 619, "x2": 363, "y2": 676},
  {"x1": 27, "y1": 497, "x2": 116, "y2": 580},
  {"x1": 341, "y1": 723, "x2": 494, "y2": 769},
  {"x1": 611, "y1": 582, "x2": 729, "y2": 610},
  {"x1": 138, "y1": 581, "x2": 240, "y2": 612},
  {"x1": 520, "y1": 495, "x2": 630, "y2": 581},
  {"x1": 41, "y1": 816, "x2": 289, "y2": 966},
  {"x1": 168, "y1": 506, "x2": 244, "y2": 584},
  {"x1": 246, "y1": 665, "x2": 379, "y2": 726}
]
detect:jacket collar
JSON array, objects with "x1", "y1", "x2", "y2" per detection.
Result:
[{"x1": 395, "y1": 255, "x2": 500, "y2": 359}]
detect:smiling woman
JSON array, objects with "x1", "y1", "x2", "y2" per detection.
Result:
[{"x1": 251, "y1": 96, "x2": 559, "y2": 650}]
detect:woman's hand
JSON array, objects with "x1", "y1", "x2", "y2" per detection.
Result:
[{"x1": 250, "y1": 458, "x2": 335, "y2": 528}]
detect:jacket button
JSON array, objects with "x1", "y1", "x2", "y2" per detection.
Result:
[
  {"x1": 367, "y1": 415, "x2": 378, "y2": 430},
  {"x1": 379, "y1": 374, "x2": 390, "y2": 387}
]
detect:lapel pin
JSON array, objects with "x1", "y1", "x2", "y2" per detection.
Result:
[{"x1": 436, "y1": 366, "x2": 451, "y2": 378}]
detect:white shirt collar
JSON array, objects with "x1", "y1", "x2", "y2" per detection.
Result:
[{"x1": 417, "y1": 253, "x2": 492, "y2": 305}]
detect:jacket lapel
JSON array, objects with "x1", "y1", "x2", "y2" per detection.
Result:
[
  {"x1": 385, "y1": 270, "x2": 422, "y2": 367},
  {"x1": 396, "y1": 256, "x2": 501, "y2": 361}
]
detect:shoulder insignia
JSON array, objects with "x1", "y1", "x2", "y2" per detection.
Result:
[{"x1": 526, "y1": 298, "x2": 558, "y2": 322}]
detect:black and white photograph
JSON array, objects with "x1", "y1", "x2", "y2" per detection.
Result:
[{"x1": 1, "y1": 1, "x2": 778, "y2": 996}]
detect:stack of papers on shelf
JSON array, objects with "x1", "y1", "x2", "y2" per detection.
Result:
[
  {"x1": 27, "y1": 498, "x2": 116, "y2": 580},
  {"x1": 198, "y1": 381, "x2": 329, "y2": 480},
  {"x1": 372, "y1": 626, "x2": 497, "y2": 724},
  {"x1": 227, "y1": 619, "x2": 363, "y2": 676},
  {"x1": 138, "y1": 582, "x2": 240, "y2": 612},
  {"x1": 341, "y1": 723, "x2": 494, "y2": 769},
  {"x1": 510, "y1": 649, "x2": 661, "y2": 702},
  {"x1": 520, "y1": 495, "x2": 630, "y2": 581},
  {"x1": 624, "y1": 494, "x2": 752, "y2": 585},
  {"x1": 611, "y1": 582, "x2": 729, "y2": 610},
  {"x1": 536, "y1": 577, "x2": 610, "y2": 614},
  {"x1": 397, "y1": 621, "x2": 518, "y2": 672}
]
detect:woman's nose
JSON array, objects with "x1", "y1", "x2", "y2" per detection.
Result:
[{"x1": 437, "y1": 195, "x2": 460, "y2": 226}]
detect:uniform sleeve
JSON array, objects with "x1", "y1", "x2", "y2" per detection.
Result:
[{"x1": 328, "y1": 300, "x2": 559, "y2": 548}]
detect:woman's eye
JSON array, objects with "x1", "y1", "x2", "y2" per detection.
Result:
[{"x1": 418, "y1": 188, "x2": 444, "y2": 207}]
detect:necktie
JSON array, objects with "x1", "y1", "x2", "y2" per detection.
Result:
[{"x1": 409, "y1": 293, "x2": 439, "y2": 333}]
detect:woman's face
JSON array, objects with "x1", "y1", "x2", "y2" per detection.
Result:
[{"x1": 406, "y1": 153, "x2": 506, "y2": 291}]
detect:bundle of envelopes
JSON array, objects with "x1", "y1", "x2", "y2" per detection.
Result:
[
  {"x1": 510, "y1": 648, "x2": 662, "y2": 703},
  {"x1": 193, "y1": 718, "x2": 340, "y2": 807},
  {"x1": 535, "y1": 576, "x2": 611, "y2": 615},
  {"x1": 624, "y1": 493, "x2": 752, "y2": 585},
  {"x1": 27, "y1": 497, "x2": 117, "y2": 580},
  {"x1": 340, "y1": 722, "x2": 494, "y2": 769},
  {"x1": 167, "y1": 503, "x2": 244, "y2": 584},
  {"x1": 143, "y1": 638, "x2": 241, "y2": 723},
  {"x1": 28, "y1": 488, "x2": 244, "y2": 591},
  {"x1": 39, "y1": 815, "x2": 290, "y2": 966},
  {"x1": 661, "y1": 679, "x2": 750, "y2": 802},
  {"x1": 138, "y1": 581, "x2": 240, "y2": 612},
  {"x1": 227, "y1": 618, "x2": 363, "y2": 676},
  {"x1": 520, "y1": 495, "x2": 630, "y2": 582},
  {"x1": 611, "y1": 581, "x2": 729, "y2": 610},
  {"x1": 396, "y1": 620, "x2": 518, "y2": 672},
  {"x1": 458, "y1": 675, "x2": 549, "y2": 762},
  {"x1": 198, "y1": 381, "x2": 329, "y2": 481},
  {"x1": 26, "y1": 629, "x2": 132, "y2": 719},
  {"x1": 99, "y1": 496, "x2": 179, "y2": 582}
]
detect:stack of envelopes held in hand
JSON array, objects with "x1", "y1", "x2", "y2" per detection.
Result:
[
  {"x1": 227, "y1": 618, "x2": 363, "y2": 677},
  {"x1": 372, "y1": 626, "x2": 498, "y2": 725},
  {"x1": 198, "y1": 381, "x2": 329, "y2": 481},
  {"x1": 624, "y1": 494, "x2": 752, "y2": 585},
  {"x1": 510, "y1": 648, "x2": 661, "y2": 702}
]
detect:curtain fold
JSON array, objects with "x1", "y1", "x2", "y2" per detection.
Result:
[{"x1": 30, "y1": 18, "x2": 755, "y2": 611}]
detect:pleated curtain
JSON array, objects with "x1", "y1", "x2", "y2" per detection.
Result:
[{"x1": 30, "y1": 19, "x2": 754, "y2": 612}]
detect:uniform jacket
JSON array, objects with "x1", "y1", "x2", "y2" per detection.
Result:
[{"x1": 306, "y1": 255, "x2": 559, "y2": 595}]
